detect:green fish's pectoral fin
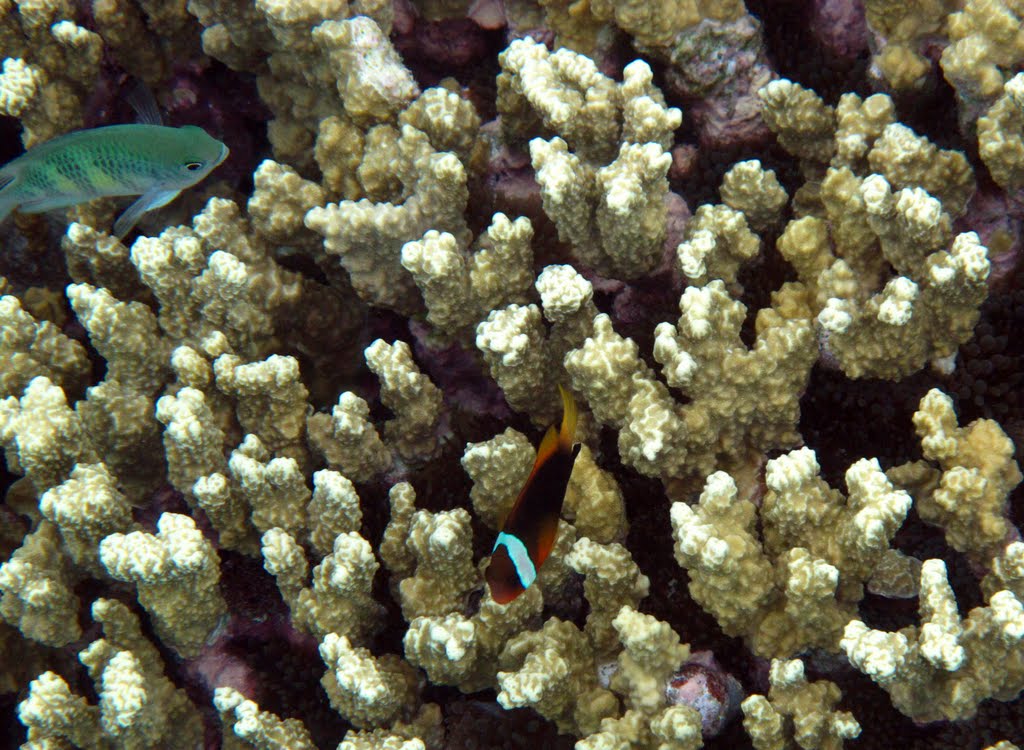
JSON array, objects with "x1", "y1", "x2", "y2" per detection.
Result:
[{"x1": 113, "y1": 187, "x2": 181, "y2": 238}]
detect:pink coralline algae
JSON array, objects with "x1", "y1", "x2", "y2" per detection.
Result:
[{"x1": 665, "y1": 651, "x2": 745, "y2": 738}]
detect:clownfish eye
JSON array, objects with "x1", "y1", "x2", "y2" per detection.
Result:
[{"x1": 184, "y1": 162, "x2": 203, "y2": 171}]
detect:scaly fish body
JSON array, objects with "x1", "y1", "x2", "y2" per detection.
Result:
[
  {"x1": 0, "y1": 123, "x2": 228, "y2": 237},
  {"x1": 485, "y1": 385, "x2": 580, "y2": 604}
]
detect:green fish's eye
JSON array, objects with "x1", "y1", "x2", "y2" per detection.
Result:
[{"x1": 184, "y1": 162, "x2": 203, "y2": 171}]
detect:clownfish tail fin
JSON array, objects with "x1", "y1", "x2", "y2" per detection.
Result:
[{"x1": 557, "y1": 384, "x2": 577, "y2": 451}]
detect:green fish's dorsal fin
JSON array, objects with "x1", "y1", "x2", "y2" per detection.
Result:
[{"x1": 125, "y1": 81, "x2": 163, "y2": 127}]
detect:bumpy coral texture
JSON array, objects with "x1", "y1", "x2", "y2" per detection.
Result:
[{"x1": 3, "y1": 2, "x2": 1024, "y2": 749}]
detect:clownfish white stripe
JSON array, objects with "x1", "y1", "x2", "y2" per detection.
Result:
[{"x1": 494, "y1": 531, "x2": 536, "y2": 589}]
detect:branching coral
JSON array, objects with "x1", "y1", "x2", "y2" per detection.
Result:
[
  {"x1": 0, "y1": 292, "x2": 89, "y2": 400},
  {"x1": 841, "y1": 559, "x2": 1024, "y2": 722},
  {"x1": 17, "y1": 598, "x2": 203, "y2": 748},
  {"x1": 2, "y1": 4, "x2": 1023, "y2": 749},
  {"x1": 566, "y1": 277, "x2": 815, "y2": 481},
  {"x1": 0, "y1": 0, "x2": 102, "y2": 146},
  {"x1": 498, "y1": 38, "x2": 681, "y2": 278},
  {"x1": 671, "y1": 447, "x2": 911, "y2": 657},
  {"x1": 742, "y1": 658, "x2": 861, "y2": 750},
  {"x1": 99, "y1": 512, "x2": 227, "y2": 656},
  {"x1": 894, "y1": 388, "x2": 1021, "y2": 564},
  {"x1": 0, "y1": 521, "x2": 81, "y2": 647},
  {"x1": 761, "y1": 79, "x2": 987, "y2": 380}
]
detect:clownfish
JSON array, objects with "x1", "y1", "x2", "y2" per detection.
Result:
[{"x1": 485, "y1": 385, "x2": 581, "y2": 604}]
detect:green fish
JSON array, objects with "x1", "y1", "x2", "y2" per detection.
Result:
[{"x1": 0, "y1": 122, "x2": 228, "y2": 238}]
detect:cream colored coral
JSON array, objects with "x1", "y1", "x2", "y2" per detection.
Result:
[
  {"x1": 215, "y1": 686, "x2": 317, "y2": 750},
  {"x1": 564, "y1": 313, "x2": 648, "y2": 428},
  {"x1": 0, "y1": 375, "x2": 94, "y2": 493},
  {"x1": 307, "y1": 392, "x2": 392, "y2": 483},
  {"x1": 593, "y1": 141, "x2": 675, "y2": 278},
  {"x1": 498, "y1": 39, "x2": 679, "y2": 278},
  {"x1": 752, "y1": 548, "x2": 853, "y2": 657},
  {"x1": 307, "y1": 469, "x2": 363, "y2": 557},
  {"x1": 403, "y1": 585, "x2": 543, "y2": 692},
  {"x1": 364, "y1": 339, "x2": 444, "y2": 460},
  {"x1": 401, "y1": 214, "x2": 535, "y2": 339},
  {"x1": 337, "y1": 703, "x2": 441, "y2": 750},
  {"x1": 863, "y1": 0, "x2": 953, "y2": 90},
  {"x1": 311, "y1": 16, "x2": 418, "y2": 126},
  {"x1": 247, "y1": 159, "x2": 327, "y2": 248},
  {"x1": 461, "y1": 427, "x2": 534, "y2": 530},
  {"x1": 399, "y1": 84, "x2": 486, "y2": 172},
  {"x1": 306, "y1": 127, "x2": 470, "y2": 314},
  {"x1": 225, "y1": 434, "x2": 311, "y2": 537},
  {"x1": 566, "y1": 539, "x2": 650, "y2": 656},
  {"x1": 910, "y1": 388, "x2": 1021, "y2": 562},
  {"x1": 400, "y1": 231, "x2": 476, "y2": 334},
  {"x1": 676, "y1": 203, "x2": 761, "y2": 285},
  {"x1": 530, "y1": 136, "x2": 674, "y2": 279},
  {"x1": 841, "y1": 559, "x2": 1024, "y2": 721},
  {"x1": 0, "y1": 57, "x2": 42, "y2": 118},
  {"x1": 66, "y1": 283, "x2": 170, "y2": 393},
  {"x1": 263, "y1": 528, "x2": 383, "y2": 643},
  {"x1": 651, "y1": 280, "x2": 815, "y2": 475},
  {"x1": 498, "y1": 38, "x2": 620, "y2": 159},
  {"x1": 497, "y1": 617, "x2": 618, "y2": 735},
  {"x1": 319, "y1": 633, "x2": 419, "y2": 729},
  {"x1": 741, "y1": 658, "x2": 860, "y2": 750},
  {"x1": 128, "y1": 198, "x2": 306, "y2": 359},
  {"x1": 18, "y1": 597, "x2": 202, "y2": 748},
  {"x1": 396, "y1": 506, "x2": 478, "y2": 620},
  {"x1": 476, "y1": 304, "x2": 560, "y2": 423},
  {"x1": 720, "y1": 160, "x2": 788, "y2": 232},
  {"x1": 610, "y1": 606, "x2": 690, "y2": 713},
  {"x1": 941, "y1": 0, "x2": 1024, "y2": 108},
  {"x1": 18, "y1": 670, "x2": 99, "y2": 748},
  {"x1": 984, "y1": 542, "x2": 1024, "y2": 601},
  {"x1": 155, "y1": 386, "x2": 228, "y2": 495},
  {"x1": 38, "y1": 462, "x2": 132, "y2": 575},
  {"x1": 379, "y1": 482, "x2": 417, "y2": 579},
  {"x1": 0, "y1": 292, "x2": 89, "y2": 400},
  {"x1": 214, "y1": 353, "x2": 310, "y2": 461},
  {"x1": 978, "y1": 72, "x2": 1024, "y2": 192},
  {"x1": 99, "y1": 513, "x2": 227, "y2": 656},
  {"x1": 563, "y1": 445, "x2": 628, "y2": 544},
  {"x1": 78, "y1": 380, "x2": 164, "y2": 501},
  {"x1": 761, "y1": 448, "x2": 911, "y2": 597},
  {"x1": 500, "y1": 41, "x2": 680, "y2": 155},
  {"x1": 816, "y1": 179, "x2": 989, "y2": 379},
  {"x1": 61, "y1": 223, "x2": 144, "y2": 302},
  {"x1": 191, "y1": 470, "x2": 257, "y2": 555},
  {"x1": 759, "y1": 79, "x2": 836, "y2": 163},
  {"x1": 866, "y1": 123, "x2": 974, "y2": 217},
  {"x1": 260, "y1": 526, "x2": 308, "y2": 607},
  {"x1": 670, "y1": 472, "x2": 775, "y2": 635},
  {"x1": 0, "y1": 5, "x2": 102, "y2": 147},
  {"x1": 832, "y1": 92, "x2": 896, "y2": 173},
  {"x1": 0, "y1": 521, "x2": 81, "y2": 647}
]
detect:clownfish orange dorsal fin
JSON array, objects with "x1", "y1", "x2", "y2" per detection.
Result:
[{"x1": 531, "y1": 385, "x2": 576, "y2": 469}]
